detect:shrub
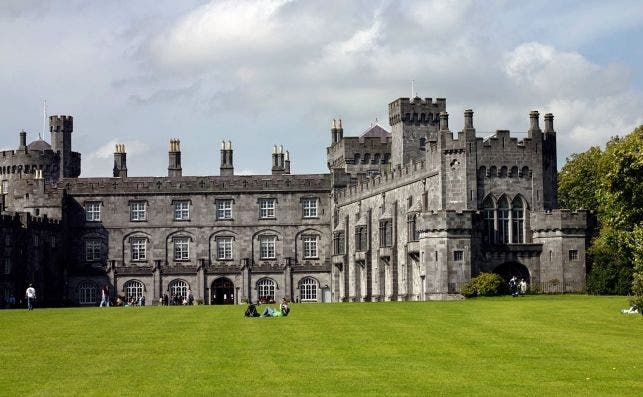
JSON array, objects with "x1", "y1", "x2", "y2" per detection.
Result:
[{"x1": 461, "y1": 273, "x2": 504, "y2": 298}]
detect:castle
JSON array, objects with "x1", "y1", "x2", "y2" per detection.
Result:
[{"x1": 0, "y1": 96, "x2": 590, "y2": 306}]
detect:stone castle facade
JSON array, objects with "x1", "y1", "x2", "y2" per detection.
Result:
[{"x1": 0, "y1": 96, "x2": 590, "y2": 306}]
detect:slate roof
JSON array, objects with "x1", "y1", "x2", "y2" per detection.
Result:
[
  {"x1": 359, "y1": 124, "x2": 390, "y2": 138},
  {"x1": 27, "y1": 139, "x2": 51, "y2": 151}
]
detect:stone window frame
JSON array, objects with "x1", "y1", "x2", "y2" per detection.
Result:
[
  {"x1": 77, "y1": 280, "x2": 98, "y2": 305},
  {"x1": 453, "y1": 250, "x2": 464, "y2": 262},
  {"x1": 257, "y1": 278, "x2": 276, "y2": 301},
  {"x1": 299, "y1": 277, "x2": 318, "y2": 302},
  {"x1": 84, "y1": 201, "x2": 102, "y2": 222},
  {"x1": 216, "y1": 236, "x2": 234, "y2": 261},
  {"x1": 259, "y1": 235, "x2": 277, "y2": 259},
  {"x1": 482, "y1": 194, "x2": 528, "y2": 245},
  {"x1": 129, "y1": 200, "x2": 147, "y2": 222},
  {"x1": 379, "y1": 219, "x2": 393, "y2": 247},
  {"x1": 173, "y1": 236, "x2": 191, "y2": 261},
  {"x1": 85, "y1": 238, "x2": 102, "y2": 262},
  {"x1": 123, "y1": 279, "x2": 144, "y2": 300},
  {"x1": 172, "y1": 199, "x2": 191, "y2": 221},
  {"x1": 569, "y1": 249, "x2": 579, "y2": 261},
  {"x1": 130, "y1": 237, "x2": 148, "y2": 262},
  {"x1": 302, "y1": 235, "x2": 319, "y2": 259},
  {"x1": 333, "y1": 231, "x2": 345, "y2": 255},
  {"x1": 168, "y1": 279, "x2": 190, "y2": 299},
  {"x1": 258, "y1": 198, "x2": 277, "y2": 219},
  {"x1": 215, "y1": 198, "x2": 234, "y2": 220},
  {"x1": 302, "y1": 197, "x2": 319, "y2": 218},
  {"x1": 355, "y1": 225, "x2": 368, "y2": 252}
]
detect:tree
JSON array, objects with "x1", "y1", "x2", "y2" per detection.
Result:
[{"x1": 558, "y1": 146, "x2": 602, "y2": 211}]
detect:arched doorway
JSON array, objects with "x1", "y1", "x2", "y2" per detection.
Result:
[
  {"x1": 493, "y1": 262, "x2": 530, "y2": 293},
  {"x1": 211, "y1": 278, "x2": 234, "y2": 305}
]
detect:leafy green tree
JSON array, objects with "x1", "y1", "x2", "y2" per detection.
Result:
[{"x1": 558, "y1": 146, "x2": 602, "y2": 211}]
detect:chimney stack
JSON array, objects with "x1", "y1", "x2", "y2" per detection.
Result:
[
  {"x1": 464, "y1": 109, "x2": 474, "y2": 130},
  {"x1": 439, "y1": 112, "x2": 449, "y2": 132},
  {"x1": 272, "y1": 145, "x2": 286, "y2": 175},
  {"x1": 113, "y1": 144, "x2": 128, "y2": 178},
  {"x1": 544, "y1": 113, "x2": 555, "y2": 134},
  {"x1": 284, "y1": 150, "x2": 291, "y2": 174},
  {"x1": 168, "y1": 139, "x2": 182, "y2": 177},
  {"x1": 220, "y1": 140, "x2": 234, "y2": 176},
  {"x1": 19, "y1": 130, "x2": 27, "y2": 150}
]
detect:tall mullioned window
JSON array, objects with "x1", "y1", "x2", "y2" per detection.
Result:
[
  {"x1": 217, "y1": 237, "x2": 233, "y2": 260},
  {"x1": 303, "y1": 236, "x2": 318, "y2": 258},
  {"x1": 174, "y1": 201, "x2": 190, "y2": 220},
  {"x1": 259, "y1": 199, "x2": 276, "y2": 219},
  {"x1": 260, "y1": 236, "x2": 276, "y2": 259},
  {"x1": 77, "y1": 281, "x2": 98, "y2": 305},
  {"x1": 407, "y1": 214, "x2": 418, "y2": 242},
  {"x1": 511, "y1": 198, "x2": 524, "y2": 243},
  {"x1": 497, "y1": 198, "x2": 510, "y2": 244},
  {"x1": 483, "y1": 197, "x2": 496, "y2": 244},
  {"x1": 333, "y1": 232, "x2": 345, "y2": 255},
  {"x1": 124, "y1": 280, "x2": 144, "y2": 300},
  {"x1": 174, "y1": 237, "x2": 190, "y2": 261},
  {"x1": 257, "y1": 278, "x2": 275, "y2": 301},
  {"x1": 85, "y1": 202, "x2": 101, "y2": 222},
  {"x1": 216, "y1": 199, "x2": 232, "y2": 220},
  {"x1": 355, "y1": 225, "x2": 368, "y2": 251},
  {"x1": 169, "y1": 279, "x2": 189, "y2": 299},
  {"x1": 299, "y1": 277, "x2": 317, "y2": 301},
  {"x1": 379, "y1": 220, "x2": 393, "y2": 247},
  {"x1": 85, "y1": 239, "x2": 102, "y2": 262},
  {"x1": 131, "y1": 238, "x2": 147, "y2": 261},
  {"x1": 130, "y1": 201, "x2": 146, "y2": 221},
  {"x1": 483, "y1": 195, "x2": 527, "y2": 245},
  {"x1": 302, "y1": 198, "x2": 318, "y2": 218}
]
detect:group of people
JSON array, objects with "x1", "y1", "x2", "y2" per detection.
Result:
[
  {"x1": 159, "y1": 290, "x2": 195, "y2": 306},
  {"x1": 509, "y1": 276, "x2": 528, "y2": 297},
  {"x1": 245, "y1": 298, "x2": 290, "y2": 318}
]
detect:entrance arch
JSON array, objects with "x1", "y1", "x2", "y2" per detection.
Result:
[
  {"x1": 493, "y1": 262, "x2": 530, "y2": 293},
  {"x1": 211, "y1": 277, "x2": 235, "y2": 305}
]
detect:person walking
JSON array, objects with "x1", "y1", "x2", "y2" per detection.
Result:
[
  {"x1": 100, "y1": 286, "x2": 110, "y2": 307},
  {"x1": 25, "y1": 284, "x2": 36, "y2": 310}
]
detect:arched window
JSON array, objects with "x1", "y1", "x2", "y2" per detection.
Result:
[
  {"x1": 169, "y1": 279, "x2": 189, "y2": 299},
  {"x1": 510, "y1": 166, "x2": 519, "y2": 178},
  {"x1": 353, "y1": 153, "x2": 361, "y2": 164},
  {"x1": 123, "y1": 280, "x2": 144, "y2": 300},
  {"x1": 419, "y1": 137, "x2": 427, "y2": 151},
  {"x1": 521, "y1": 166, "x2": 530, "y2": 178},
  {"x1": 483, "y1": 196, "x2": 495, "y2": 244},
  {"x1": 299, "y1": 277, "x2": 318, "y2": 302},
  {"x1": 373, "y1": 153, "x2": 381, "y2": 164},
  {"x1": 257, "y1": 278, "x2": 275, "y2": 302},
  {"x1": 478, "y1": 166, "x2": 486, "y2": 181},
  {"x1": 497, "y1": 197, "x2": 510, "y2": 244},
  {"x1": 499, "y1": 166, "x2": 508, "y2": 178},
  {"x1": 512, "y1": 197, "x2": 525, "y2": 243},
  {"x1": 78, "y1": 281, "x2": 98, "y2": 305},
  {"x1": 489, "y1": 166, "x2": 497, "y2": 177},
  {"x1": 383, "y1": 153, "x2": 391, "y2": 164},
  {"x1": 362, "y1": 153, "x2": 370, "y2": 164}
]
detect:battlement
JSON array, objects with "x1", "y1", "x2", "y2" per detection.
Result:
[
  {"x1": 334, "y1": 157, "x2": 435, "y2": 204},
  {"x1": 530, "y1": 209, "x2": 590, "y2": 232},
  {"x1": 59, "y1": 174, "x2": 331, "y2": 195},
  {"x1": 49, "y1": 115, "x2": 73, "y2": 132},
  {"x1": 418, "y1": 210, "x2": 475, "y2": 232},
  {"x1": 389, "y1": 97, "x2": 447, "y2": 126},
  {"x1": 0, "y1": 211, "x2": 61, "y2": 227}
]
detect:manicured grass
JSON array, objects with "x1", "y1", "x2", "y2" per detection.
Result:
[{"x1": 0, "y1": 295, "x2": 641, "y2": 396}]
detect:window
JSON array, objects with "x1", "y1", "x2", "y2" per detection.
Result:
[
  {"x1": 3, "y1": 258, "x2": 10, "y2": 275},
  {"x1": 174, "y1": 237, "x2": 190, "y2": 261},
  {"x1": 169, "y1": 279, "x2": 189, "y2": 299},
  {"x1": 124, "y1": 280, "x2": 144, "y2": 300},
  {"x1": 497, "y1": 198, "x2": 510, "y2": 244},
  {"x1": 299, "y1": 277, "x2": 317, "y2": 301},
  {"x1": 454, "y1": 250, "x2": 464, "y2": 261},
  {"x1": 355, "y1": 225, "x2": 368, "y2": 251},
  {"x1": 216, "y1": 199, "x2": 233, "y2": 220},
  {"x1": 259, "y1": 199, "x2": 275, "y2": 219},
  {"x1": 130, "y1": 201, "x2": 146, "y2": 221},
  {"x1": 511, "y1": 198, "x2": 524, "y2": 243},
  {"x1": 131, "y1": 238, "x2": 147, "y2": 261},
  {"x1": 78, "y1": 281, "x2": 98, "y2": 305},
  {"x1": 333, "y1": 232, "x2": 345, "y2": 255},
  {"x1": 85, "y1": 202, "x2": 101, "y2": 221},
  {"x1": 569, "y1": 250, "x2": 578, "y2": 261},
  {"x1": 217, "y1": 237, "x2": 233, "y2": 260},
  {"x1": 303, "y1": 236, "x2": 318, "y2": 258},
  {"x1": 174, "y1": 200, "x2": 190, "y2": 220},
  {"x1": 85, "y1": 239, "x2": 102, "y2": 262},
  {"x1": 260, "y1": 236, "x2": 276, "y2": 259},
  {"x1": 407, "y1": 214, "x2": 418, "y2": 241},
  {"x1": 33, "y1": 235, "x2": 40, "y2": 247},
  {"x1": 257, "y1": 278, "x2": 275, "y2": 301},
  {"x1": 483, "y1": 197, "x2": 495, "y2": 244},
  {"x1": 379, "y1": 220, "x2": 393, "y2": 247},
  {"x1": 302, "y1": 198, "x2": 318, "y2": 218}
]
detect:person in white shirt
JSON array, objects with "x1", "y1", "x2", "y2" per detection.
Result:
[{"x1": 25, "y1": 284, "x2": 36, "y2": 311}]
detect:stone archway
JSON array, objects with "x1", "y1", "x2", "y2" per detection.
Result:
[
  {"x1": 211, "y1": 277, "x2": 235, "y2": 305},
  {"x1": 493, "y1": 262, "x2": 530, "y2": 293}
]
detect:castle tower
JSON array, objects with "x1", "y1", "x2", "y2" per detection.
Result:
[
  {"x1": 389, "y1": 97, "x2": 446, "y2": 167},
  {"x1": 50, "y1": 115, "x2": 73, "y2": 179},
  {"x1": 220, "y1": 140, "x2": 234, "y2": 176},
  {"x1": 113, "y1": 144, "x2": 127, "y2": 178},
  {"x1": 168, "y1": 139, "x2": 182, "y2": 177},
  {"x1": 542, "y1": 113, "x2": 557, "y2": 210}
]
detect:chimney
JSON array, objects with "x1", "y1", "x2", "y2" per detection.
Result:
[
  {"x1": 113, "y1": 144, "x2": 128, "y2": 178},
  {"x1": 284, "y1": 150, "x2": 291, "y2": 174},
  {"x1": 338, "y1": 119, "x2": 343, "y2": 141},
  {"x1": 439, "y1": 112, "x2": 449, "y2": 132},
  {"x1": 220, "y1": 140, "x2": 234, "y2": 176},
  {"x1": 529, "y1": 111, "x2": 541, "y2": 132},
  {"x1": 331, "y1": 119, "x2": 338, "y2": 144},
  {"x1": 544, "y1": 113, "x2": 555, "y2": 134},
  {"x1": 272, "y1": 145, "x2": 285, "y2": 175},
  {"x1": 464, "y1": 109, "x2": 474, "y2": 130},
  {"x1": 19, "y1": 130, "x2": 27, "y2": 150},
  {"x1": 168, "y1": 139, "x2": 182, "y2": 177}
]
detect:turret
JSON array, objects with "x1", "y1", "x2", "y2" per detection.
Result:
[
  {"x1": 220, "y1": 140, "x2": 234, "y2": 176},
  {"x1": 168, "y1": 139, "x2": 182, "y2": 177},
  {"x1": 113, "y1": 144, "x2": 127, "y2": 178},
  {"x1": 49, "y1": 115, "x2": 73, "y2": 179}
]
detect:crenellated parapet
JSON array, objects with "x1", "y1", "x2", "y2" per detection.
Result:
[
  {"x1": 59, "y1": 174, "x2": 331, "y2": 195},
  {"x1": 530, "y1": 209, "x2": 590, "y2": 233},
  {"x1": 49, "y1": 115, "x2": 73, "y2": 132},
  {"x1": 0, "y1": 211, "x2": 61, "y2": 228},
  {"x1": 417, "y1": 210, "x2": 476, "y2": 233},
  {"x1": 389, "y1": 97, "x2": 446, "y2": 126}
]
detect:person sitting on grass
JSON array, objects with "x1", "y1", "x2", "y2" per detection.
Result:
[
  {"x1": 244, "y1": 303, "x2": 260, "y2": 317},
  {"x1": 262, "y1": 305, "x2": 288, "y2": 317},
  {"x1": 621, "y1": 305, "x2": 639, "y2": 314}
]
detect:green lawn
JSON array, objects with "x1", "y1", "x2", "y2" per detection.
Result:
[{"x1": 0, "y1": 295, "x2": 641, "y2": 396}]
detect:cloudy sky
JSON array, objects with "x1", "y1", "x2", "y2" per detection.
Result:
[{"x1": 1, "y1": 0, "x2": 642, "y2": 177}]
